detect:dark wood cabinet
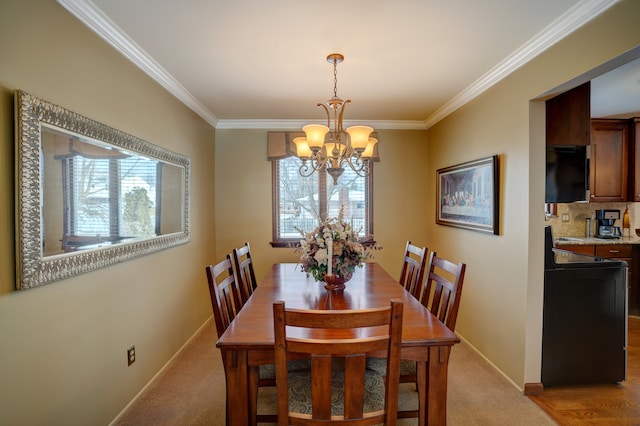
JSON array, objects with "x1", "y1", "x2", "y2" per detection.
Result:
[
  {"x1": 546, "y1": 82, "x2": 591, "y2": 146},
  {"x1": 630, "y1": 118, "x2": 640, "y2": 201},
  {"x1": 589, "y1": 119, "x2": 629, "y2": 202},
  {"x1": 558, "y1": 244, "x2": 595, "y2": 256}
]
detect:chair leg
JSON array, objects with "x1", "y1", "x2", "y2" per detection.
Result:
[
  {"x1": 248, "y1": 366, "x2": 259, "y2": 426},
  {"x1": 417, "y1": 361, "x2": 428, "y2": 426},
  {"x1": 250, "y1": 368, "x2": 279, "y2": 424}
]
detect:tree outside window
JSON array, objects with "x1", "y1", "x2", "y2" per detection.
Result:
[{"x1": 272, "y1": 156, "x2": 373, "y2": 246}]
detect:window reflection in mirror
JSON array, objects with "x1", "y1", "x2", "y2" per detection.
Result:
[
  {"x1": 15, "y1": 90, "x2": 190, "y2": 289},
  {"x1": 41, "y1": 125, "x2": 184, "y2": 256}
]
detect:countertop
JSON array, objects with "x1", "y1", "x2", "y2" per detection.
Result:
[{"x1": 554, "y1": 235, "x2": 640, "y2": 246}]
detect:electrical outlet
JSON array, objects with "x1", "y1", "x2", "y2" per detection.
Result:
[
  {"x1": 562, "y1": 213, "x2": 570, "y2": 222},
  {"x1": 127, "y1": 346, "x2": 135, "y2": 366}
]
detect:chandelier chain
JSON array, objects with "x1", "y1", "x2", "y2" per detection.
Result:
[{"x1": 333, "y1": 58, "x2": 338, "y2": 100}]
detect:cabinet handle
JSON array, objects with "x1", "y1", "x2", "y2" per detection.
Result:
[{"x1": 609, "y1": 250, "x2": 620, "y2": 253}]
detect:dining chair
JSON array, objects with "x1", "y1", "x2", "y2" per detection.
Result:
[
  {"x1": 399, "y1": 240, "x2": 428, "y2": 300},
  {"x1": 420, "y1": 251, "x2": 467, "y2": 332},
  {"x1": 403, "y1": 251, "x2": 467, "y2": 418},
  {"x1": 232, "y1": 241, "x2": 258, "y2": 305},
  {"x1": 205, "y1": 255, "x2": 243, "y2": 339},
  {"x1": 367, "y1": 241, "x2": 427, "y2": 386},
  {"x1": 368, "y1": 250, "x2": 466, "y2": 419},
  {"x1": 273, "y1": 299, "x2": 404, "y2": 425},
  {"x1": 205, "y1": 256, "x2": 277, "y2": 423}
]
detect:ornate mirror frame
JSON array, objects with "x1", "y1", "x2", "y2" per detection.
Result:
[{"x1": 15, "y1": 90, "x2": 191, "y2": 289}]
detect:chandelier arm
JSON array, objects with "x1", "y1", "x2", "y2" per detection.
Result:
[
  {"x1": 317, "y1": 103, "x2": 331, "y2": 129},
  {"x1": 342, "y1": 135, "x2": 355, "y2": 157},
  {"x1": 311, "y1": 152, "x2": 330, "y2": 171},
  {"x1": 297, "y1": 161, "x2": 314, "y2": 178},
  {"x1": 299, "y1": 157, "x2": 327, "y2": 177},
  {"x1": 343, "y1": 154, "x2": 370, "y2": 175},
  {"x1": 337, "y1": 99, "x2": 351, "y2": 133},
  {"x1": 350, "y1": 161, "x2": 371, "y2": 178}
]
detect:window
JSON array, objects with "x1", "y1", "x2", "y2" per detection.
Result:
[
  {"x1": 62, "y1": 155, "x2": 159, "y2": 241},
  {"x1": 271, "y1": 156, "x2": 373, "y2": 246}
]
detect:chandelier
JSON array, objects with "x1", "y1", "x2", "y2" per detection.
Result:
[{"x1": 293, "y1": 53, "x2": 378, "y2": 185}]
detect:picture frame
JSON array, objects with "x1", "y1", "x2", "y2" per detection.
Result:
[{"x1": 436, "y1": 155, "x2": 499, "y2": 235}]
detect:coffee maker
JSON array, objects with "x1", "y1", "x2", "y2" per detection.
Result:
[{"x1": 595, "y1": 209, "x2": 621, "y2": 239}]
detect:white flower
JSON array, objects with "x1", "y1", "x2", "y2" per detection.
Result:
[
  {"x1": 314, "y1": 248, "x2": 328, "y2": 265},
  {"x1": 295, "y1": 206, "x2": 381, "y2": 282}
]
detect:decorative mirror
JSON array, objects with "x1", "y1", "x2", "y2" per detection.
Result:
[{"x1": 15, "y1": 90, "x2": 190, "y2": 289}]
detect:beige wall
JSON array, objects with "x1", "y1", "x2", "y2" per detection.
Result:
[
  {"x1": 426, "y1": 0, "x2": 640, "y2": 388},
  {"x1": 2, "y1": 0, "x2": 640, "y2": 423},
  {"x1": 0, "y1": 0, "x2": 216, "y2": 424},
  {"x1": 215, "y1": 129, "x2": 430, "y2": 281},
  {"x1": 216, "y1": 1, "x2": 640, "y2": 393}
]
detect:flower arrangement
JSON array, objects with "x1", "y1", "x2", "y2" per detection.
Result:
[{"x1": 297, "y1": 209, "x2": 380, "y2": 283}]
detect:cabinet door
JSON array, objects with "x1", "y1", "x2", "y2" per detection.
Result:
[
  {"x1": 590, "y1": 119, "x2": 629, "y2": 202},
  {"x1": 546, "y1": 82, "x2": 590, "y2": 146},
  {"x1": 595, "y1": 244, "x2": 633, "y2": 258}
]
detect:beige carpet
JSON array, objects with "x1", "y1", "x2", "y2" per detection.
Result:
[{"x1": 112, "y1": 318, "x2": 555, "y2": 425}]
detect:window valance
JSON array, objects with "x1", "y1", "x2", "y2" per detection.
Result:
[{"x1": 46, "y1": 129, "x2": 129, "y2": 160}]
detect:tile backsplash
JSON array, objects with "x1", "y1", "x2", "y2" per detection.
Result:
[{"x1": 545, "y1": 202, "x2": 639, "y2": 239}]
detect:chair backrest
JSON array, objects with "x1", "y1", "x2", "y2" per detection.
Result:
[
  {"x1": 273, "y1": 300, "x2": 403, "y2": 425},
  {"x1": 420, "y1": 251, "x2": 466, "y2": 332},
  {"x1": 399, "y1": 240, "x2": 428, "y2": 300},
  {"x1": 232, "y1": 242, "x2": 258, "y2": 305},
  {"x1": 205, "y1": 255, "x2": 243, "y2": 339}
]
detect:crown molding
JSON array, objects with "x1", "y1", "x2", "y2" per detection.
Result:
[
  {"x1": 58, "y1": 0, "x2": 617, "y2": 131},
  {"x1": 424, "y1": 0, "x2": 619, "y2": 129},
  {"x1": 215, "y1": 119, "x2": 427, "y2": 130},
  {"x1": 56, "y1": 0, "x2": 220, "y2": 128}
]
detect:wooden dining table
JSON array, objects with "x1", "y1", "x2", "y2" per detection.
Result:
[{"x1": 215, "y1": 262, "x2": 460, "y2": 425}]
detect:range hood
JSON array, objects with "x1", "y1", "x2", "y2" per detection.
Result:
[{"x1": 545, "y1": 145, "x2": 589, "y2": 203}]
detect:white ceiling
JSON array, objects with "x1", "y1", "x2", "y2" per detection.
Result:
[
  {"x1": 57, "y1": 0, "x2": 638, "y2": 129},
  {"x1": 591, "y1": 57, "x2": 640, "y2": 119}
]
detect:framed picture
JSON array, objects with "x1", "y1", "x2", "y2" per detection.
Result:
[{"x1": 436, "y1": 155, "x2": 499, "y2": 235}]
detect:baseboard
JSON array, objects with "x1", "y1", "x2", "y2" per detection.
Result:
[
  {"x1": 108, "y1": 316, "x2": 214, "y2": 425},
  {"x1": 456, "y1": 332, "x2": 525, "y2": 393},
  {"x1": 524, "y1": 382, "x2": 544, "y2": 395}
]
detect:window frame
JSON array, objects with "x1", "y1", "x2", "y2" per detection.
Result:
[
  {"x1": 270, "y1": 158, "x2": 374, "y2": 247},
  {"x1": 62, "y1": 155, "x2": 160, "y2": 240}
]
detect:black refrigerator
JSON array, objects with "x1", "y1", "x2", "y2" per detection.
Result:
[{"x1": 542, "y1": 226, "x2": 627, "y2": 386}]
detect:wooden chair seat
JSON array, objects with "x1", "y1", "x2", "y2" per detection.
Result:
[
  {"x1": 365, "y1": 357, "x2": 417, "y2": 380},
  {"x1": 286, "y1": 368, "x2": 387, "y2": 416},
  {"x1": 258, "y1": 359, "x2": 311, "y2": 383}
]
